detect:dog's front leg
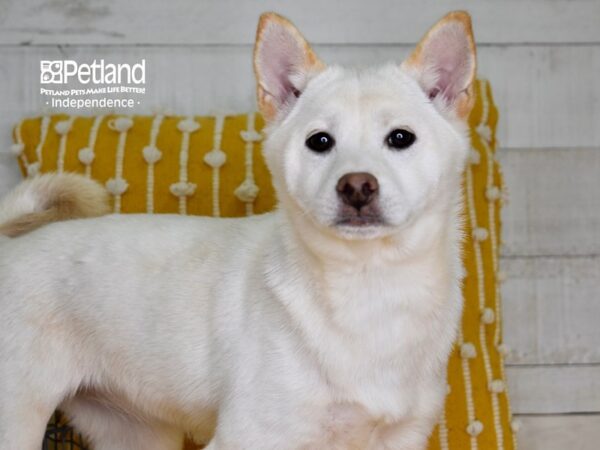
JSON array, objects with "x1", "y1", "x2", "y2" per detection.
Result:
[
  {"x1": 371, "y1": 416, "x2": 438, "y2": 450},
  {"x1": 201, "y1": 420, "x2": 286, "y2": 450}
]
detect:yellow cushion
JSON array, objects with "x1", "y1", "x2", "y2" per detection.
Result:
[{"x1": 14, "y1": 79, "x2": 516, "y2": 450}]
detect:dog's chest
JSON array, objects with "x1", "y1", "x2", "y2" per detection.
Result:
[
  {"x1": 320, "y1": 264, "x2": 451, "y2": 354},
  {"x1": 308, "y1": 265, "x2": 454, "y2": 413}
]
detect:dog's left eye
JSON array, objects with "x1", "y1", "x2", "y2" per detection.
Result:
[
  {"x1": 386, "y1": 129, "x2": 416, "y2": 150},
  {"x1": 306, "y1": 132, "x2": 335, "y2": 153}
]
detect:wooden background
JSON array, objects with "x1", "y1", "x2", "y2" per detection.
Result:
[{"x1": 0, "y1": 1, "x2": 599, "y2": 448}]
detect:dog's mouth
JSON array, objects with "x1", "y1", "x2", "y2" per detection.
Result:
[
  {"x1": 333, "y1": 204, "x2": 386, "y2": 228},
  {"x1": 331, "y1": 210, "x2": 388, "y2": 240},
  {"x1": 334, "y1": 215, "x2": 384, "y2": 227}
]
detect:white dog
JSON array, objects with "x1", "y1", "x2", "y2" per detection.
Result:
[{"x1": 0, "y1": 11, "x2": 476, "y2": 450}]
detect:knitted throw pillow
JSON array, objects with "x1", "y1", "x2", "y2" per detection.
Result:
[{"x1": 12, "y1": 79, "x2": 516, "y2": 450}]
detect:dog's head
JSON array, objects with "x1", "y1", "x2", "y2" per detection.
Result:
[{"x1": 254, "y1": 12, "x2": 476, "y2": 241}]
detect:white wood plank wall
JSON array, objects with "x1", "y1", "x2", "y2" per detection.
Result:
[{"x1": 0, "y1": 1, "x2": 599, "y2": 448}]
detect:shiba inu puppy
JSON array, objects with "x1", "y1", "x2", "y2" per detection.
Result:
[{"x1": 0, "y1": 11, "x2": 476, "y2": 450}]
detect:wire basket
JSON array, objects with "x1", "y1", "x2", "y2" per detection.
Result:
[
  {"x1": 42, "y1": 412, "x2": 203, "y2": 449},
  {"x1": 43, "y1": 411, "x2": 88, "y2": 450}
]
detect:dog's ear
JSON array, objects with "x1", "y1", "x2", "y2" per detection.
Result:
[
  {"x1": 254, "y1": 12, "x2": 325, "y2": 122},
  {"x1": 402, "y1": 11, "x2": 477, "y2": 119}
]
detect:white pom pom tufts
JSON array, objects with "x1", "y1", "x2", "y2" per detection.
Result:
[
  {"x1": 109, "y1": 117, "x2": 133, "y2": 132},
  {"x1": 472, "y1": 227, "x2": 489, "y2": 241},
  {"x1": 10, "y1": 143, "x2": 25, "y2": 156},
  {"x1": 26, "y1": 162, "x2": 40, "y2": 177},
  {"x1": 477, "y1": 124, "x2": 492, "y2": 142},
  {"x1": 489, "y1": 379, "x2": 505, "y2": 393},
  {"x1": 204, "y1": 149, "x2": 227, "y2": 168},
  {"x1": 170, "y1": 181, "x2": 196, "y2": 197},
  {"x1": 240, "y1": 130, "x2": 263, "y2": 142},
  {"x1": 78, "y1": 147, "x2": 95, "y2": 165},
  {"x1": 106, "y1": 178, "x2": 128, "y2": 195},
  {"x1": 481, "y1": 307, "x2": 496, "y2": 324},
  {"x1": 143, "y1": 146, "x2": 162, "y2": 164},
  {"x1": 469, "y1": 149, "x2": 481, "y2": 165},
  {"x1": 234, "y1": 180, "x2": 259, "y2": 202},
  {"x1": 511, "y1": 419, "x2": 522, "y2": 432},
  {"x1": 497, "y1": 343, "x2": 510, "y2": 356},
  {"x1": 486, "y1": 186, "x2": 501, "y2": 201},
  {"x1": 461, "y1": 342, "x2": 477, "y2": 359},
  {"x1": 177, "y1": 118, "x2": 201, "y2": 133},
  {"x1": 54, "y1": 120, "x2": 72, "y2": 135},
  {"x1": 466, "y1": 420, "x2": 484, "y2": 436}
]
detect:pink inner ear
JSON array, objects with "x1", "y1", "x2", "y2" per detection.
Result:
[
  {"x1": 421, "y1": 23, "x2": 474, "y2": 103},
  {"x1": 257, "y1": 23, "x2": 306, "y2": 105}
]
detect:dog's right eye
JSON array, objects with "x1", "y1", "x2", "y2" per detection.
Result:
[
  {"x1": 386, "y1": 128, "x2": 416, "y2": 150},
  {"x1": 306, "y1": 132, "x2": 335, "y2": 153}
]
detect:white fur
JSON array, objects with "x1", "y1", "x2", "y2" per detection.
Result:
[{"x1": 0, "y1": 17, "x2": 472, "y2": 450}]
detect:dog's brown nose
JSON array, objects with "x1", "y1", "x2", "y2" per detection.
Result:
[{"x1": 336, "y1": 172, "x2": 379, "y2": 210}]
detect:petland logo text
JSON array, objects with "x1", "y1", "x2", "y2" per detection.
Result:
[
  {"x1": 39, "y1": 59, "x2": 146, "y2": 109},
  {"x1": 40, "y1": 60, "x2": 146, "y2": 85}
]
